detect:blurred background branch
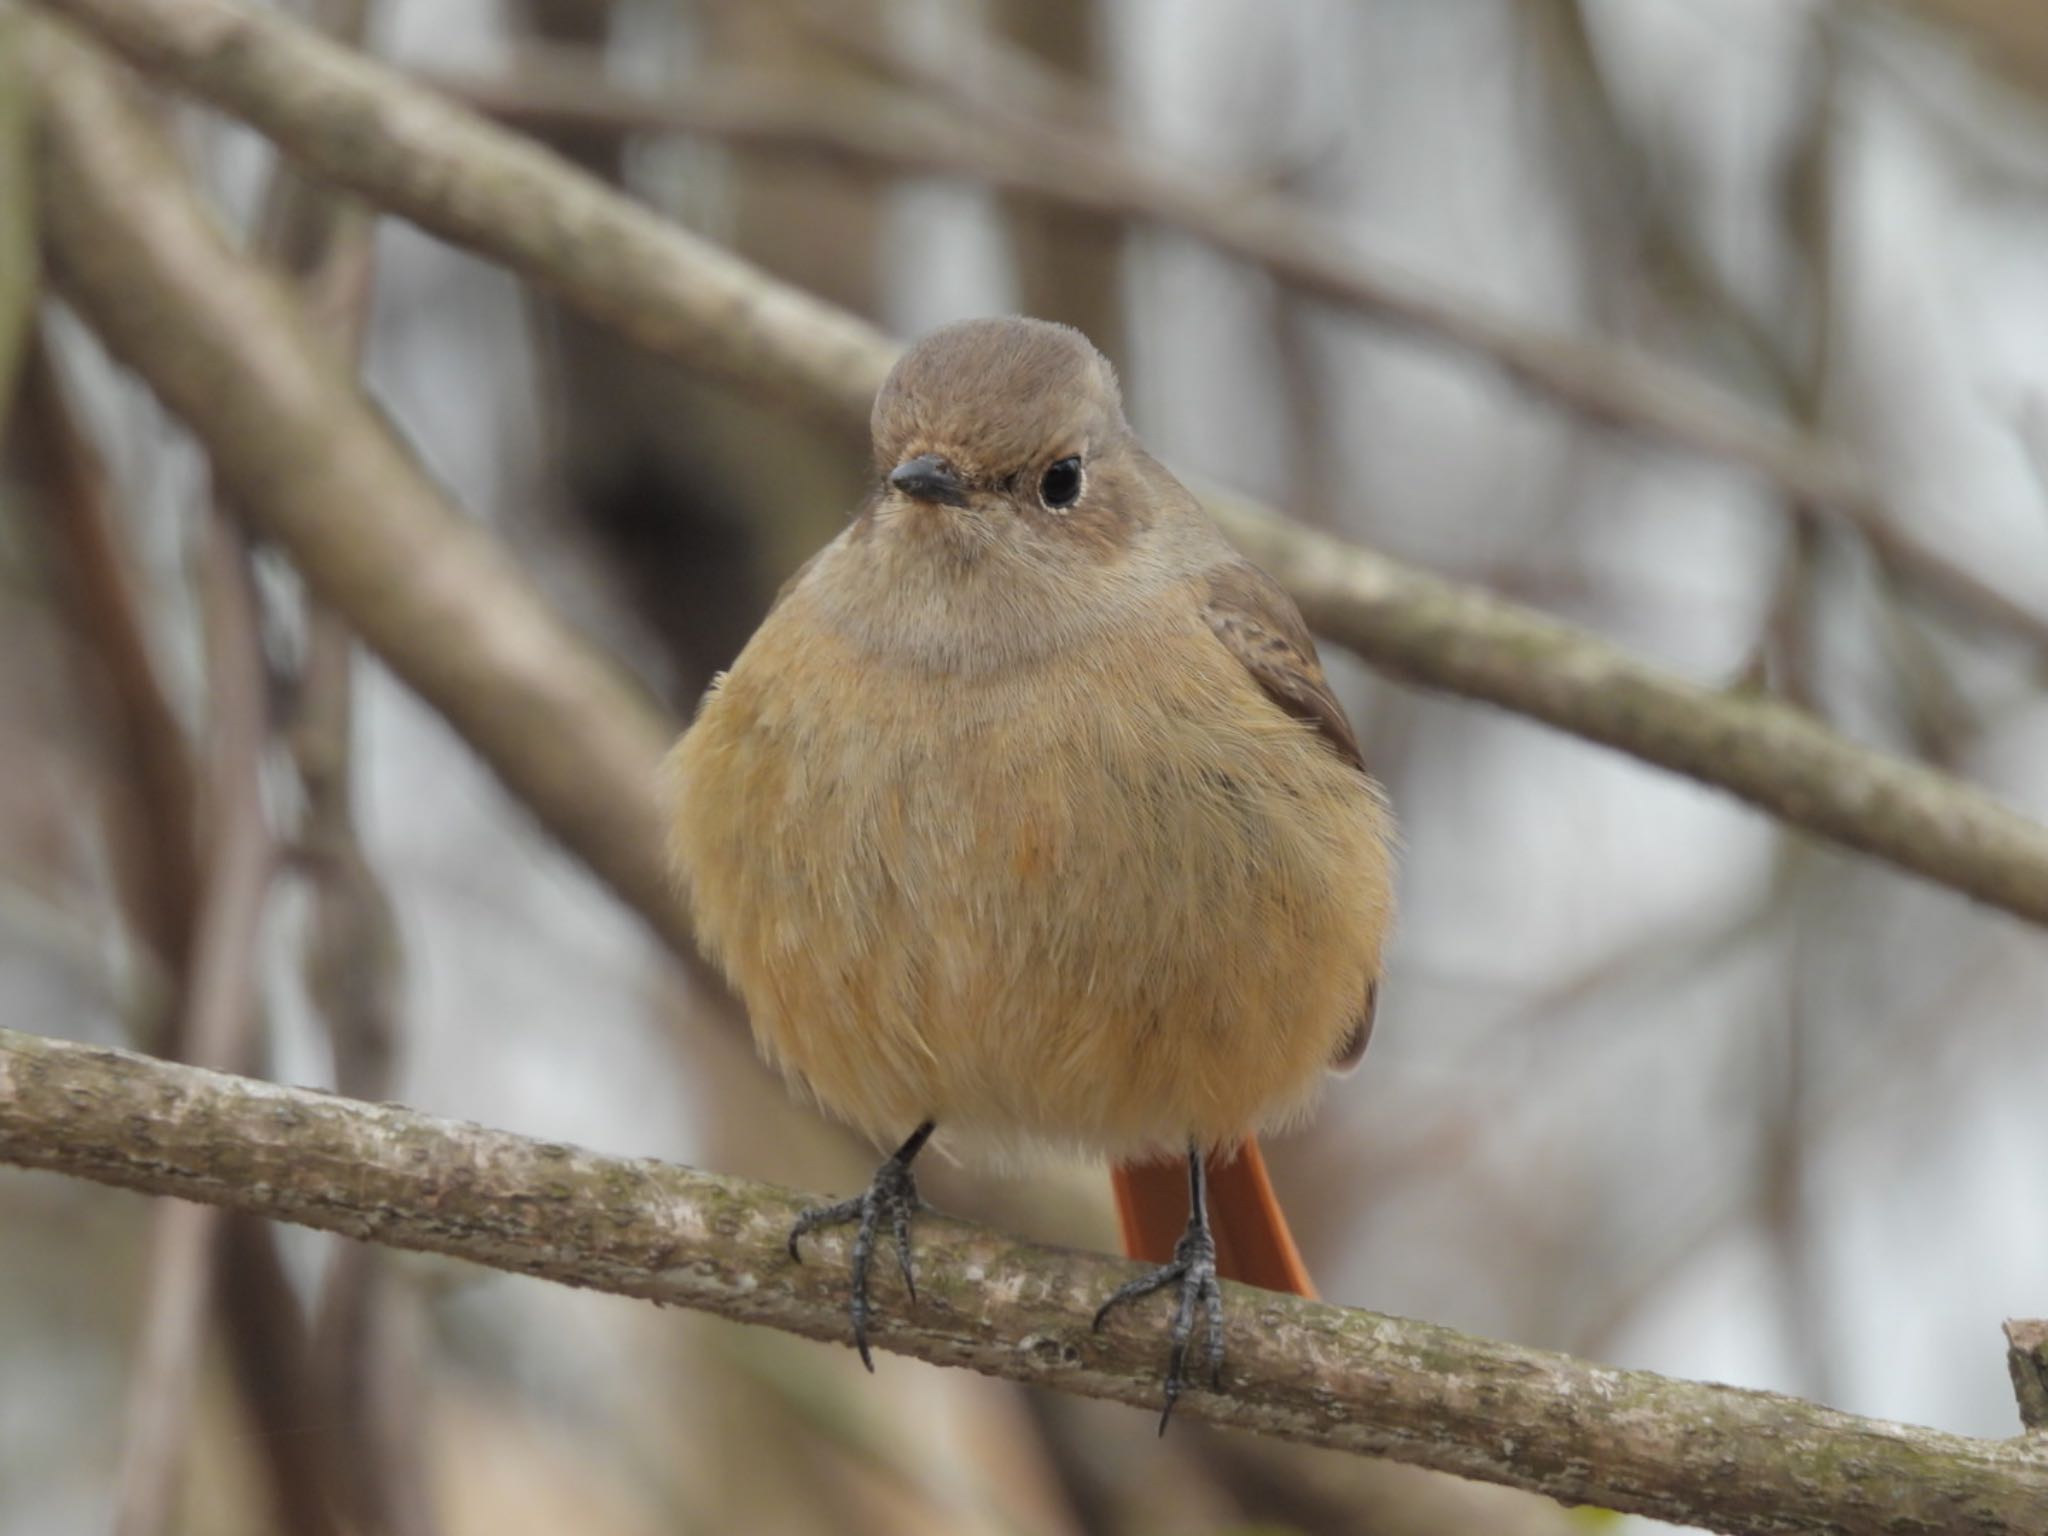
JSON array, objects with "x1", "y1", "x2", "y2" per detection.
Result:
[
  {"x1": 31, "y1": 0, "x2": 2048, "y2": 935},
  {"x1": 107, "y1": 512, "x2": 286, "y2": 1536},
  {"x1": 36, "y1": 20, "x2": 695, "y2": 962}
]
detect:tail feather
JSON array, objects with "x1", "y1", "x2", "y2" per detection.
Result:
[{"x1": 1110, "y1": 1140, "x2": 1316, "y2": 1298}]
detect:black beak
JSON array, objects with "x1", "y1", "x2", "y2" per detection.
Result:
[{"x1": 888, "y1": 453, "x2": 968, "y2": 508}]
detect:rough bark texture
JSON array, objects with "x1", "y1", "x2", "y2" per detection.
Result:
[
  {"x1": 0, "y1": 1027, "x2": 2043, "y2": 1536},
  {"x1": 27, "y1": 4, "x2": 2048, "y2": 933}
]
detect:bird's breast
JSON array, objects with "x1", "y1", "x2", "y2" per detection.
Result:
[{"x1": 666, "y1": 597, "x2": 1393, "y2": 1158}]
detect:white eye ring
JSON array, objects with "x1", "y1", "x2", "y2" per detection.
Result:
[{"x1": 1038, "y1": 457, "x2": 1084, "y2": 512}]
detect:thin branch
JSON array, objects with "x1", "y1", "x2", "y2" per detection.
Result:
[
  {"x1": 110, "y1": 1204, "x2": 218, "y2": 1536},
  {"x1": 247, "y1": 5, "x2": 438, "y2": 1524},
  {"x1": 292, "y1": 615, "x2": 399, "y2": 1100},
  {"x1": 0, "y1": 1027, "x2": 2042, "y2": 1536},
  {"x1": 29, "y1": 15, "x2": 2048, "y2": 935},
  {"x1": 1757, "y1": 18, "x2": 1845, "y2": 1408},
  {"x1": 283, "y1": 196, "x2": 444, "y2": 1536},
  {"x1": 292, "y1": 589, "x2": 440, "y2": 1536},
  {"x1": 18, "y1": 336, "x2": 200, "y2": 984},
  {"x1": 213, "y1": 1214, "x2": 348, "y2": 1536},
  {"x1": 2009, "y1": 1319, "x2": 2048, "y2": 1433},
  {"x1": 111, "y1": 513, "x2": 279, "y2": 1536},
  {"x1": 177, "y1": 527, "x2": 347, "y2": 1536}
]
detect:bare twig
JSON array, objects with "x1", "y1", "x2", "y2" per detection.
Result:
[
  {"x1": 109, "y1": 1203, "x2": 218, "y2": 1536},
  {"x1": 292, "y1": 588, "x2": 440, "y2": 1536},
  {"x1": 2009, "y1": 1319, "x2": 2048, "y2": 1432},
  {"x1": 293, "y1": 623, "x2": 398, "y2": 1094},
  {"x1": 143, "y1": 522, "x2": 344, "y2": 1536},
  {"x1": 286, "y1": 204, "x2": 440, "y2": 1536},
  {"x1": 213, "y1": 1213, "x2": 347, "y2": 1536},
  {"x1": 1759, "y1": 20, "x2": 1844, "y2": 1408},
  {"x1": 18, "y1": 337, "x2": 199, "y2": 984},
  {"x1": 0, "y1": 1027, "x2": 2043, "y2": 1536},
  {"x1": 244, "y1": 6, "x2": 440, "y2": 1524},
  {"x1": 111, "y1": 514, "x2": 278, "y2": 1536},
  {"x1": 31, "y1": 15, "x2": 2048, "y2": 934}
]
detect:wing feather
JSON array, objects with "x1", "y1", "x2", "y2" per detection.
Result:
[
  {"x1": 1203, "y1": 560, "x2": 1378, "y2": 1070},
  {"x1": 1201, "y1": 560, "x2": 1365, "y2": 774}
]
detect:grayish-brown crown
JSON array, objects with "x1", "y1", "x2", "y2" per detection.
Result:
[{"x1": 870, "y1": 317, "x2": 1126, "y2": 484}]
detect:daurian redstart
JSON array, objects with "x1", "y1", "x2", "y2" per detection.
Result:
[{"x1": 667, "y1": 317, "x2": 1394, "y2": 1421}]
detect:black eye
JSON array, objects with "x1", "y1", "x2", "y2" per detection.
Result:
[{"x1": 1038, "y1": 457, "x2": 1084, "y2": 510}]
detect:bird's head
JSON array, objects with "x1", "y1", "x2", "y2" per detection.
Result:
[{"x1": 866, "y1": 317, "x2": 1154, "y2": 565}]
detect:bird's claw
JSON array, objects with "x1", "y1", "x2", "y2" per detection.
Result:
[
  {"x1": 1092, "y1": 1222, "x2": 1225, "y2": 1432},
  {"x1": 787, "y1": 1154, "x2": 925, "y2": 1370}
]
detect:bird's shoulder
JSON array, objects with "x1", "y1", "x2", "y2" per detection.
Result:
[{"x1": 1197, "y1": 557, "x2": 1366, "y2": 774}]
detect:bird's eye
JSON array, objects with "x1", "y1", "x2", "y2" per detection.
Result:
[{"x1": 1038, "y1": 457, "x2": 1084, "y2": 510}]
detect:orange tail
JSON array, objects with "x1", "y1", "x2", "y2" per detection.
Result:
[{"x1": 1110, "y1": 1141, "x2": 1316, "y2": 1298}]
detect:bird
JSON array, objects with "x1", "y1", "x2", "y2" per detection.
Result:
[{"x1": 664, "y1": 315, "x2": 1394, "y2": 1424}]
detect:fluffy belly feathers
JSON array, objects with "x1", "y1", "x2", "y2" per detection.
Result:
[{"x1": 667, "y1": 614, "x2": 1392, "y2": 1159}]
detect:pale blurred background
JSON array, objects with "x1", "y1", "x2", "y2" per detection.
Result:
[{"x1": 4, "y1": 1, "x2": 2047, "y2": 1533}]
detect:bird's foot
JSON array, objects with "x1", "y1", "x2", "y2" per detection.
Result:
[
  {"x1": 787, "y1": 1152, "x2": 925, "y2": 1370},
  {"x1": 1092, "y1": 1220, "x2": 1225, "y2": 1432}
]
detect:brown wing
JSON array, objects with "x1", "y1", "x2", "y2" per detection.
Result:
[
  {"x1": 1202, "y1": 559, "x2": 1366, "y2": 774},
  {"x1": 1203, "y1": 560, "x2": 1378, "y2": 1070},
  {"x1": 1331, "y1": 981, "x2": 1376, "y2": 1072}
]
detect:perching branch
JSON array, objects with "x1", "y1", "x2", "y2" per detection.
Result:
[
  {"x1": 1, "y1": 1026, "x2": 2043, "y2": 1536},
  {"x1": 30, "y1": 7, "x2": 2048, "y2": 936}
]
